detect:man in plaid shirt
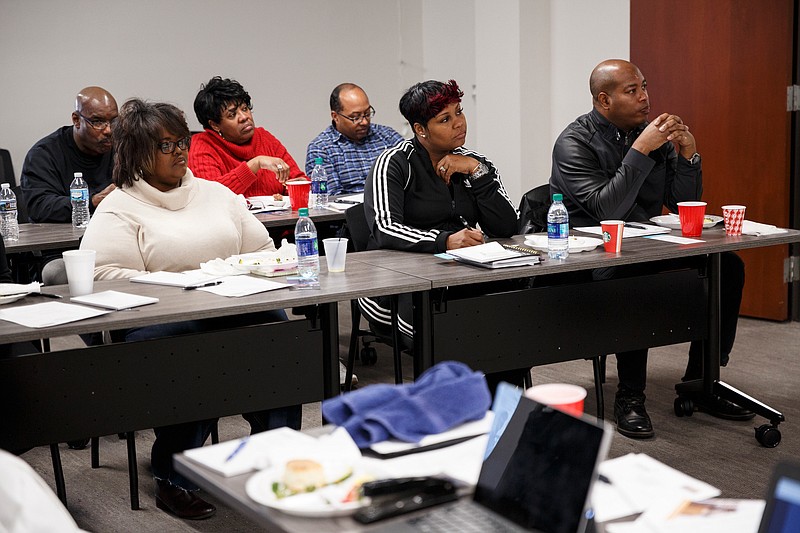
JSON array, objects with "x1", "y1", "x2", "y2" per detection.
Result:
[{"x1": 306, "y1": 83, "x2": 403, "y2": 195}]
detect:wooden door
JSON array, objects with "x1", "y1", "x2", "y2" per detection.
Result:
[{"x1": 631, "y1": 0, "x2": 795, "y2": 320}]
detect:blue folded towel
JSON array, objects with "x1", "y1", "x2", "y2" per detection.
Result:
[{"x1": 322, "y1": 361, "x2": 491, "y2": 448}]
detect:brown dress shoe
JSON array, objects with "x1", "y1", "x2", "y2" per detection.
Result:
[{"x1": 155, "y1": 479, "x2": 216, "y2": 520}]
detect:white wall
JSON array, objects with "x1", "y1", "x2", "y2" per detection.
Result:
[{"x1": 0, "y1": 0, "x2": 629, "y2": 205}]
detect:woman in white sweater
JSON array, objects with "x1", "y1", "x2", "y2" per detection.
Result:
[{"x1": 81, "y1": 99, "x2": 299, "y2": 520}]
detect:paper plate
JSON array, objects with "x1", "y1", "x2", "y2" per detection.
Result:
[
  {"x1": 650, "y1": 214, "x2": 723, "y2": 229},
  {"x1": 245, "y1": 461, "x2": 379, "y2": 517},
  {"x1": 0, "y1": 293, "x2": 26, "y2": 305},
  {"x1": 523, "y1": 235, "x2": 603, "y2": 253}
]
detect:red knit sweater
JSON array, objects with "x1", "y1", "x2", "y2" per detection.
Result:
[{"x1": 188, "y1": 127, "x2": 306, "y2": 196}]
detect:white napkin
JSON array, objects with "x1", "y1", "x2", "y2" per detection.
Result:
[
  {"x1": 0, "y1": 282, "x2": 42, "y2": 297},
  {"x1": 741, "y1": 220, "x2": 787, "y2": 236}
]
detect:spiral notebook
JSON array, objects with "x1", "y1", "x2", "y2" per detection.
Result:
[{"x1": 447, "y1": 242, "x2": 541, "y2": 269}]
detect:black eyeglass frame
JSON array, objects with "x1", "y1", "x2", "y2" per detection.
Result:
[
  {"x1": 335, "y1": 106, "x2": 376, "y2": 124},
  {"x1": 156, "y1": 136, "x2": 191, "y2": 154}
]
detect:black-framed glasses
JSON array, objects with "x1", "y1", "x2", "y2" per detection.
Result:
[
  {"x1": 336, "y1": 106, "x2": 375, "y2": 124},
  {"x1": 157, "y1": 137, "x2": 191, "y2": 154},
  {"x1": 78, "y1": 112, "x2": 117, "y2": 131}
]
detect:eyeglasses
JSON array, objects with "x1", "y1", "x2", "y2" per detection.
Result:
[
  {"x1": 157, "y1": 137, "x2": 191, "y2": 154},
  {"x1": 78, "y1": 112, "x2": 118, "y2": 131},
  {"x1": 336, "y1": 106, "x2": 375, "y2": 124}
]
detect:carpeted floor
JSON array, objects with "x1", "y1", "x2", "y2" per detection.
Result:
[{"x1": 15, "y1": 307, "x2": 800, "y2": 532}]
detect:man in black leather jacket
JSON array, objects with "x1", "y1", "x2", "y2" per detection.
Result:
[{"x1": 550, "y1": 59, "x2": 751, "y2": 439}]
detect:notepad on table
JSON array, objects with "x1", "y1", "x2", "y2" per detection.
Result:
[
  {"x1": 70, "y1": 290, "x2": 159, "y2": 310},
  {"x1": 130, "y1": 271, "x2": 222, "y2": 288},
  {"x1": 446, "y1": 241, "x2": 541, "y2": 269}
]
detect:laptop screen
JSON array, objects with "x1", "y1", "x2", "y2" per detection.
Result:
[
  {"x1": 474, "y1": 397, "x2": 610, "y2": 533},
  {"x1": 760, "y1": 461, "x2": 800, "y2": 533}
]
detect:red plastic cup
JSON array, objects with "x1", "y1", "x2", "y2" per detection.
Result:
[
  {"x1": 286, "y1": 179, "x2": 311, "y2": 211},
  {"x1": 600, "y1": 220, "x2": 624, "y2": 253},
  {"x1": 722, "y1": 205, "x2": 746, "y2": 236},
  {"x1": 677, "y1": 201, "x2": 707, "y2": 237},
  {"x1": 524, "y1": 384, "x2": 587, "y2": 417}
]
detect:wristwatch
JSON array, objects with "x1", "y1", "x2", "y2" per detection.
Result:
[
  {"x1": 469, "y1": 162, "x2": 490, "y2": 181},
  {"x1": 687, "y1": 152, "x2": 701, "y2": 165}
]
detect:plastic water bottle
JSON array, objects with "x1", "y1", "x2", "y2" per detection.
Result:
[
  {"x1": 294, "y1": 207, "x2": 320, "y2": 286},
  {"x1": 0, "y1": 184, "x2": 19, "y2": 242},
  {"x1": 70, "y1": 172, "x2": 90, "y2": 228},
  {"x1": 547, "y1": 193, "x2": 569, "y2": 260},
  {"x1": 310, "y1": 157, "x2": 328, "y2": 209}
]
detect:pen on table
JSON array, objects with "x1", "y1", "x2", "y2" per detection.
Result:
[
  {"x1": 598, "y1": 474, "x2": 612, "y2": 484},
  {"x1": 28, "y1": 292, "x2": 63, "y2": 299},
  {"x1": 225, "y1": 437, "x2": 249, "y2": 462},
  {"x1": 334, "y1": 199, "x2": 361, "y2": 205},
  {"x1": 183, "y1": 281, "x2": 223, "y2": 291},
  {"x1": 625, "y1": 223, "x2": 649, "y2": 230}
]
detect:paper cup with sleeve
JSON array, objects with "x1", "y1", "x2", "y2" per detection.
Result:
[
  {"x1": 286, "y1": 179, "x2": 311, "y2": 211},
  {"x1": 722, "y1": 205, "x2": 746, "y2": 236},
  {"x1": 322, "y1": 238, "x2": 348, "y2": 272},
  {"x1": 600, "y1": 220, "x2": 624, "y2": 253},
  {"x1": 524, "y1": 383, "x2": 587, "y2": 417},
  {"x1": 677, "y1": 201, "x2": 707, "y2": 237},
  {"x1": 62, "y1": 250, "x2": 96, "y2": 296}
]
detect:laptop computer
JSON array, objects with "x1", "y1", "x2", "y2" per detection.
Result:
[
  {"x1": 381, "y1": 394, "x2": 613, "y2": 533},
  {"x1": 758, "y1": 460, "x2": 800, "y2": 533}
]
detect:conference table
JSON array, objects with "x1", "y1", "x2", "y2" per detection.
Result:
[
  {"x1": 0, "y1": 261, "x2": 429, "y2": 505},
  {"x1": 4, "y1": 223, "x2": 85, "y2": 254},
  {"x1": 351, "y1": 227, "x2": 800, "y2": 446}
]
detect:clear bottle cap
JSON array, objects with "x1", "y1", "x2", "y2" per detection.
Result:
[
  {"x1": 1, "y1": 184, "x2": 9, "y2": 189},
  {"x1": 74, "y1": 172, "x2": 83, "y2": 178}
]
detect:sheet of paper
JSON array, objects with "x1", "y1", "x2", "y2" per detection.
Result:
[
  {"x1": 593, "y1": 453, "x2": 720, "y2": 523},
  {"x1": 0, "y1": 282, "x2": 41, "y2": 297},
  {"x1": 198, "y1": 275, "x2": 291, "y2": 297},
  {"x1": 646, "y1": 234, "x2": 705, "y2": 244},
  {"x1": 634, "y1": 496, "x2": 766, "y2": 533},
  {"x1": 183, "y1": 427, "x2": 361, "y2": 477},
  {"x1": 0, "y1": 301, "x2": 110, "y2": 328},
  {"x1": 70, "y1": 290, "x2": 159, "y2": 310}
]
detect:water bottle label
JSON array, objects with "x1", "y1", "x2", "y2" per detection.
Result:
[
  {"x1": 547, "y1": 222, "x2": 569, "y2": 240},
  {"x1": 0, "y1": 200, "x2": 15, "y2": 213},
  {"x1": 71, "y1": 188, "x2": 89, "y2": 202},
  {"x1": 296, "y1": 236, "x2": 318, "y2": 257}
]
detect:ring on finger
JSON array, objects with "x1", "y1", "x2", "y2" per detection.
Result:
[{"x1": 439, "y1": 166, "x2": 446, "y2": 172}]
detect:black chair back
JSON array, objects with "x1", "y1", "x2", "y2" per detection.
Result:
[
  {"x1": 344, "y1": 204, "x2": 371, "y2": 252},
  {"x1": 518, "y1": 184, "x2": 551, "y2": 234}
]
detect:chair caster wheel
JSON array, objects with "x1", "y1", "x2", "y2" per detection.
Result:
[
  {"x1": 755, "y1": 424, "x2": 781, "y2": 448},
  {"x1": 673, "y1": 397, "x2": 693, "y2": 417},
  {"x1": 360, "y1": 346, "x2": 377, "y2": 365}
]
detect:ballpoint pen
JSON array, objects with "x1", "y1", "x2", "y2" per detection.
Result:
[
  {"x1": 183, "y1": 281, "x2": 223, "y2": 290},
  {"x1": 458, "y1": 215, "x2": 475, "y2": 230},
  {"x1": 334, "y1": 199, "x2": 361, "y2": 205},
  {"x1": 625, "y1": 223, "x2": 649, "y2": 230},
  {"x1": 225, "y1": 436, "x2": 249, "y2": 462},
  {"x1": 27, "y1": 292, "x2": 63, "y2": 299}
]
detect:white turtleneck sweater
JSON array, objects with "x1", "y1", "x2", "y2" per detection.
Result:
[{"x1": 81, "y1": 169, "x2": 275, "y2": 280}]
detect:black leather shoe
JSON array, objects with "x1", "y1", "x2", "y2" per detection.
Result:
[
  {"x1": 155, "y1": 479, "x2": 216, "y2": 520},
  {"x1": 67, "y1": 438, "x2": 90, "y2": 450},
  {"x1": 693, "y1": 394, "x2": 755, "y2": 421},
  {"x1": 614, "y1": 393, "x2": 654, "y2": 439}
]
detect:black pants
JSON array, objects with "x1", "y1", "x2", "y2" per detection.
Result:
[
  {"x1": 115, "y1": 310, "x2": 302, "y2": 491},
  {"x1": 592, "y1": 252, "x2": 745, "y2": 394}
]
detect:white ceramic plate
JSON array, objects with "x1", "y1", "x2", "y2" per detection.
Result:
[
  {"x1": 0, "y1": 293, "x2": 26, "y2": 305},
  {"x1": 524, "y1": 234, "x2": 603, "y2": 253},
  {"x1": 245, "y1": 461, "x2": 378, "y2": 517},
  {"x1": 649, "y1": 214, "x2": 723, "y2": 229}
]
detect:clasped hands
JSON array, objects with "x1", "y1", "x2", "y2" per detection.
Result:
[{"x1": 633, "y1": 112, "x2": 697, "y2": 160}]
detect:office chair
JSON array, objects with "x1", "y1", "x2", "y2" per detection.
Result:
[
  {"x1": 342, "y1": 204, "x2": 405, "y2": 390},
  {"x1": 518, "y1": 185, "x2": 608, "y2": 418}
]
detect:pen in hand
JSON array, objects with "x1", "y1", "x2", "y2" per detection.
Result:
[
  {"x1": 183, "y1": 281, "x2": 223, "y2": 291},
  {"x1": 225, "y1": 436, "x2": 249, "y2": 462},
  {"x1": 458, "y1": 216, "x2": 475, "y2": 230}
]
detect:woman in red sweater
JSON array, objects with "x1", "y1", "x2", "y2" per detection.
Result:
[{"x1": 188, "y1": 77, "x2": 306, "y2": 196}]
